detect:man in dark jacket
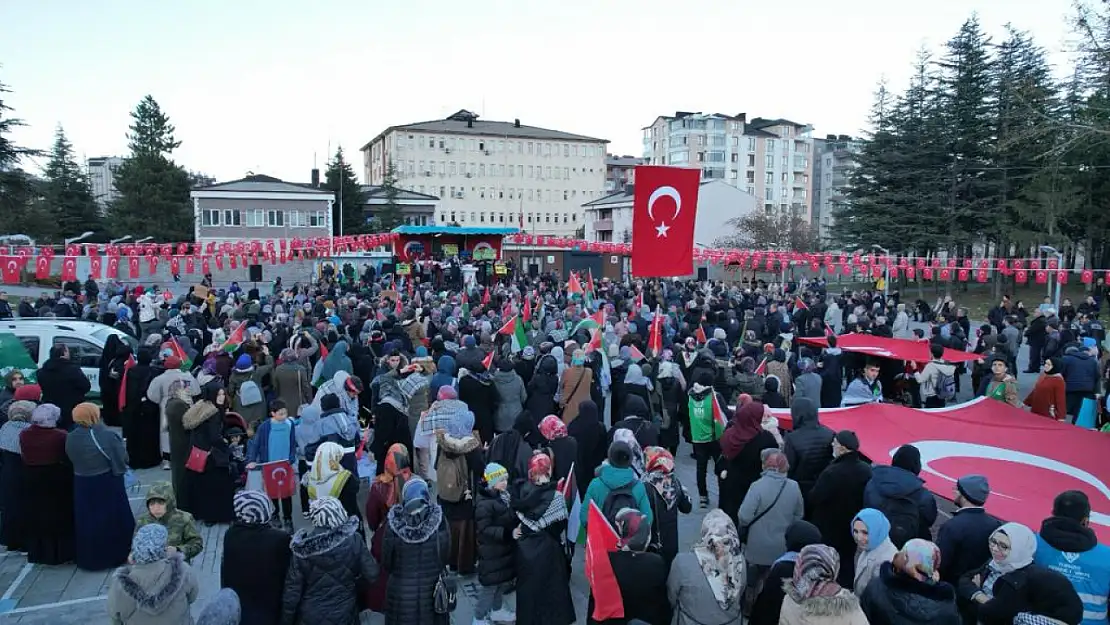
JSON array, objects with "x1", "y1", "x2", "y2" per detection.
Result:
[
  {"x1": 818, "y1": 338, "x2": 844, "y2": 408},
  {"x1": 1061, "y1": 345, "x2": 1100, "y2": 420},
  {"x1": 807, "y1": 430, "x2": 872, "y2": 585},
  {"x1": 863, "y1": 444, "x2": 938, "y2": 548},
  {"x1": 37, "y1": 343, "x2": 91, "y2": 431},
  {"x1": 936, "y1": 474, "x2": 1000, "y2": 586},
  {"x1": 1024, "y1": 310, "x2": 1048, "y2": 373},
  {"x1": 782, "y1": 397, "x2": 834, "y2": 505}
]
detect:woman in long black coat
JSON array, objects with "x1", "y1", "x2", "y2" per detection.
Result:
[
  {"x1": 122, "y1": 346, "x2": 163, "y2": 469},
  {"x1": 641, "y1": 446, "x2": 692, "y2": 572},
  {"x1": 19, "y1": 404, "x2": 75, "y2": 565},
  {"x1": 381, "y1": 477, "x2": 451, "y2": 625},
  {"x1": 181, "y1": 385, "x2": 235, "y2": 524},
  {"x1": 458, "y1": 369, "x2": 497, "y2": 444},
  {"x1": 98, "y1": 335, "x2": 131, "y2": 428},
  {"x1": 566, "y1": 400, "x2": 606, "y2": 504},
  {"x1": 525, "y1": 356, "x2": 559, "y2": 420},
  {"x1": 474, "y1": 471, "x2": 516, "y2": 615},
  {"x1": 718, "y1": 401, "x2": 780, "y2": 525},
  {"x1": 222, "y1": 490, "x2": 293, "y2": 625},
  {"x1": 512, "y1": 454, "x2": 576, "y2": 625}
]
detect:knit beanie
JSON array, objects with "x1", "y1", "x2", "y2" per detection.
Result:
[
  {"x1": 608, "y1": 441, "x2": 633, "y2": 469},
  {"x1": 234, "y1": 354, "x2": 253, "y2": 370},
  {"x1": 892, "y1": 444, "x2": 922, "y2": 475},
  {"x1": 956, "y1": 474, "x2": 990, "y2": 506},
  {"x1": 483, "y1": 463, "x2": 508, "y2": 488}
]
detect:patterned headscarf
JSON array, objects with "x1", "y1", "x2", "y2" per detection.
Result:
[
  {"x1": 528, "y1": 451, "x2": 553, "y2": 485},
  {"x1": 309, "y1": 496, "x2": 348, "y2": 529},
  {"x1": 790, "y1": 544, "x2": 843, "y2": 600},
  {"x1": 375, "y1": 443, "x2": 413, "y2": 507},
  {"x1": 642, "y1": 446, "x2": 678, "y2": 509},
  {"x1": 692, "y1": 509, "x2": 745, "y2": 610},
  {"x1": 131, "y1": 524, "x2": 168, "y2": 564},
  {"x1": 30, "y1": 403, "x2": 61, "y2": 428},
  {"x1": 539, "y1": 415, "x2": 568, "y2": 440},
  {"x1": 233, "y1": 490, "x2": 273, "y2": 525},
  {"x1": 615, "y1": 508, "x2": 650, "y2": 551},
  {"x1": 6, "y1": 400, "x2": 35, "y2": 423},
  {"x1": 402, "y1": 476, "x2": 431, "y2": 516},
  {"x1": 896, "y1": 538, "x2": 941, "y2": 582},
  {"x1": 612, "y1": 427, "x2": 645, "y2": 476}
]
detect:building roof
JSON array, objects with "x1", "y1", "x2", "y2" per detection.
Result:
[
  {"x1": 360, "y1": 110, "x2": 607, "y2": 151},
  {"x1": 747, "y1": 117, "x2": 808, "y2": 130},
  {"x1": 606, "y1": 155, "x2": 644, "y2": 167},
  {"x1": 391, "y1": 225, "x2": 519, "y2": 236},
  {"x1": 359, "y1": 185, "x2": 440, "y2": 201},
  {"x1": 194, "y1": 174, "x2": 331, "y2": 194},
  {"x1": 581, "y1": 180, "x2": 717, "y2": 208}
]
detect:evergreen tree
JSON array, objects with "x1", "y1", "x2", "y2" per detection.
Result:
[
  {"x1": 0, "y1": 78, "x2": 43, "y2": 238},
  {"x1": 324, "y1": 147, "x2": 370, "y2": 235},
  {"x1": 373, "y1": 162, "x2": 404, "y2": 232},
  {"x1": 107, "y1": 96, "x2": 193, "y2": 241},
  {"x1": 43, "y1": 125, "x2": 102, "y2": 239}
]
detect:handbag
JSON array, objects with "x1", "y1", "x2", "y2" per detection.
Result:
[
  {"x1": 185, "y1": 446, "x2": 210, "y2": 473},
  {"x1": 432, "y1": 532, "x2": 457, "y2": 614},
  {"x1": 738, "y1": 480, "x2": 787, "y2": 544}
]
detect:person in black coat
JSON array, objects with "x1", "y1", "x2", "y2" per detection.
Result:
[
  {"x1": 782, "y1": 397, "x2": 834, "y2": 503},
  {"x1": 222, "y1": 491, "x2": 293, "y2": 625},
  {"x1": 567, "y1": 399, "x2": 607, "y2": 498},
  {"x1": 807, "y1": 430, "x2": 873, "y2": 585},
  {"x1": 487, "y1": 412, "x2": 537, "y2": 483},
  {"x1": 587, "y1": 509, "x2": 672, "y2": 625},
  {"x1": 512, "y1": 454, "x2": 576, "y2": 625},
  {"x1": 642, "y1": 446, "x2": 692, "y2": 572},
  {"x1": 474, "y1": 464, "x2": 517, "y2": 622},
  {"x1": 538, "y1": 415, "x2": 578, "y2": 488},
  {"x1": 459, "y1": 368, "x2": 498, "y2": 444},
  {"x1": 718, "y1": 401, "x2": 780, "y2": 526},
  {"x1": 525, "y1": 355, "x2": 559, "y2": 420},
  {"x1": 97, "y1": 335, "x2": 131, "y2": 428},
  {"x1": 382, "y1": 477, "x2": 451, "y2": 625},
  {"x1": 859, "y1": 541, "x2": 961, "y2": 625},
  {"x1": 818, "y1": 340, "x2": 844, "y2": 409},
  {"x1": 609, "y1": 395, "x2": 660, "y2": 449},
  {"x1": 37, "y1": 344, "x2": 91, "y2": 431},
  {"x1": 750, "y1": 520, "x2": 823, "y2": 625},
  {"x1": 936, "y1": 475, "x2": 1000, "y2": 587},
  {"x1": 761, "y1": 376, "x2": 787, "y2": 409}
]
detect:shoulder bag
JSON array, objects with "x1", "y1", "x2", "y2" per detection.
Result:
[
  {"x1": 89, "y1": 428, "x2": 139, "y2": 490},
  {"x1": 559, "y1": 370, "x2": 587, "y2": 417},
  {"x1": 433, "y1": 530, "x2": 457, "y2": 613},
  {"x1": 737, "y1": 480, "x2": 787, "y2": 544}
]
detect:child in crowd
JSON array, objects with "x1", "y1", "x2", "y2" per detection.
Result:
[
  {"x1": 134, "y1": 482, "x2": 204, "y2": 562},
  {"x1": 225, "y1": 425, "x2": 248, "y2": 488},
  {"x1": 474, "y1": 463, "x2": 517, "y2": 625},
  {"x1": 247, "y1": 399, "x2": 298, "y2": 531}
]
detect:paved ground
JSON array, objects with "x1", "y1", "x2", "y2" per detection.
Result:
[{"x1": 0, "y1": 323, "x2": 1042, "y2": 623}]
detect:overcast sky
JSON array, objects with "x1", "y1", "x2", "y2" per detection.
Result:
[{"x1": 0, "y1": 0, "x2": 1077, "y2": 183}]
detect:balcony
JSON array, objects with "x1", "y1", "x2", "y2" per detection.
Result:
[{"x1": 593, "y1": 218, "x2": 614, "y2": 231}]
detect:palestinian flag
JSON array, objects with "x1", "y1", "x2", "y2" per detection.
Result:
[
  {"x1": 0, "y1": 333, "x2": 38, "y2": 383},
  {"x1": 795, "y1": 296, "x2": 808, "y2": 311},
  {"x1": 711, "y1": 391, "x2": 728, "y2": 432},
  {"x1": 586, "y1": 327, "x2": 613, "y2": 390},
  {"x1": 647, "y1": 308, "x2": 664, "y2": 356},
  {"x1": 481, "y1": 349, "x2": 495, "y2": 372},
  {"x1": 167, "y1": 337, "x2": 193, "y2": 370},
  {"x1": 754, "y1": 356, "x2": 768, "y2": 375},
  {"x1": 497, "y1": 315, "x2": 529, "y2": 353},
  {"x1": 824, "y1": 322, "x2": 836, "y2": 338},
  {"x1": 221, "y1": 321, "x2": 246, "y2": 353},
  {"x1": 585, "y1": 501, "x2": 623, "y2": 620},
  {"x1": 460, "y1": 291, "x2": 469, "y2": 319},
  {"x1": 567, "y1": 272, "x2": 584, "y2": 299},
  {"x1": 560, "y1": 462, "x2": 583, "y2": 545},
  {"x1": 694, "y1": 325, "x2": 708, "y2": 344},
  {"x1": 584, "y1": 270, "x2": 596, "y2": 310},
  {"x1": 571, "y1": 309, "x2": 606, "y2": 337},
  {"x1": 627, "y1": 345, "x2": 645, "y2": 362}
]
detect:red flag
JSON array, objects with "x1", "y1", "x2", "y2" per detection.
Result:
[
  {"x1": 631, "y1": 165, "x2": 700, "y2": 277},
  {"x1": 128, "y1": 256, "x2": 140, "y2": 279},
  {"x1": 35, "y1": 255, "x2": 50, "y2": 280},
  {"x1": 694, "y1": 325, "x2": 707, "y2": 344},
  {"x1": 61, "y1": 257, "x2": 78, "y2": 282},
  {"x1": 481, "y1": 287, "x2": 490, "y2": 306},
  {"x1": 522, "y1": 296, "x2": 533, "y2": 323},
  {"x1": 567, "y1": 272, "x2": 584, "y2": 297},
  {"x1": 647, "y1": 308, "x2": 664, "y2": 356},
  {"x1": 118, "y1": 355, "x2": 136, "y2": 410},
  {"x1": 262, "y1": 460, "x2": 297, "y2": 499},
  {"x1": 107, "y1": 256, "x2": 119, "y2": 279},
  {"x1": 585, "y1": 501, "x2": 623, "y2": 620},
  {"x1": 794, "y1": 296, "x2": 808, "y2": 311},
  {"x1": 824, "y1": 322, "x2": 836, "y2": 338},
  {"x1": 0, "y1": 257, "x2": 20, "y2": 284},
  {"x1": 89, "y1": 254, "x2": 102, "y2": 279},
  {"x1": 627, "y1": 345, "x2": 645, "y2": 362},
  {"x1": 754, "y1": 357, "x2": 768, "y2": 375},
  {"x1": 481, "y1": 349, "x2": 494, "y2": 372},
  {"x1": 395, "y1": 298, "x2": 403, "y2": 316}
]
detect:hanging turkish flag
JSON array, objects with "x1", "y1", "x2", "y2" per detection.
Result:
[
  {"x1": 958, "y1": 269, "x2": 970, "y2": 282},
  {"x1": 105, "y1": 256, "x2": 118, "y2": 279},
  {"x1": 229, "y1": 255, "x2": 238, "y2": 269},
  {"x1": 35, "y1": 256, "x2": 50, "y2": 280},
  {"x1": 1081, "y1": 270, "x2": 1094, "y2": 284},
  {"x1": 128, "y1": 256, "x2": 140, "y2": 279},
  {"x1": 215, "y1": 255, "x2": 224, "y2": 270},
  {"x1": 1015, "y1": 269, "x2": 1028, "y2": 284},
  {"x1": 61, "y1": 257, "x2": 78, "y2": 282},
  {"x1": 170, "y1": 257, "x2": 180, "y2": 274},
  {"x1": 89, "y1": 254, "x2": 102, "y2": 279},
  {"x1": 923, "y1": 268, "x2": 934, "y2": 281},
  {"x1": 1035, "y1": 270, "x2": 1048, "y2": 284},
  {"x1": 64, "y1": 244, "x2": 78, "y2": 257},
  {"x1": 631, "y1": 166, "x2": 700, "y2": 277},
  {"x1": 147, "y1": 256, "x2": 158, "y2": 275},
  {"x1": 1057, "y1": 270, "x2": 1069, "y2": 285},
  {"x1": 201, "y1": 258, "x2": 211, "y2": 274},
  {"x1": 940, "y1": 268, "x2": 952, "y2": 281},
  {"x1": 185, "y1": 258, "x2": 195, "y2": 274},
  {"x1": 841, "y1": 264, "x2": 852, "y2": 276},
  {"x1": 976, "y1": 269, "x2": 989, "y2": 283},
  {"x1": 905, "y1": 267, "x2": 916, "y2": 279},
  {"x1": 1047, "y1": 257, "x2": 1059, "y2": 270},
  {"x1": 1, "y1": 257, "x2": 20, "y2": 284},
  {"x1": 279, "y1": 251, "x2": 287, "y2": 264}
]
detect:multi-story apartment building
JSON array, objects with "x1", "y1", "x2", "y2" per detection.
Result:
[
  {"x1": 641, "y1": 112, "x2": 814, "y2": 220},
  {"x1": 812, "y1": 135, "x2": 862, "y2": 244},
  {"x1": 191, "y1": 174, "x2": 333, "y2": 244},
  {"x1": 360, "y1": 109, "x2": 608, "y2": 235},
  {"x1": 87, "y1": 156, "x2": 124, "y2": 212},
  {"x1": 605, "y1": 155, "x2": 644, "y2": 193}
]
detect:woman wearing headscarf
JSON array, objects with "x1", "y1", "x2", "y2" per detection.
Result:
[
  {"x1": 163, "y1": 379, "x2": 195, "y2": 512},
  {"x1": 303, "y1": 441, "x2": 361, "y2": 525},
  {"x1": 653, "y1": 350, "x2": 687, "y2": 455},
  {"x1": 492, "y1": 357, "x2": 527, "y2": 435},
  {"x1": 282, "y1": 497, "x2": 379, "y2": 625},
  {"x1": 122, "y1": 345, "x2": 164, "y2": 469},
  {"x1": 273, "y1": 347, "x2": 313, "y2": 416},
  {"x1": 364, "y1": 443, "x2": 412, "y2": 613},
  {"x1": 487, "y1": 410, "x2": 537, "y2": 483},
  {"x1": 98, "y1": 334, "x2": 132, "y2": 428},
  {"x1": 1023, "y1": 357, "x2": 1068, "y2": 420},
  {"x1": 0, "y1": 399, "x2": 34, "y2": 551},
  {"x1": 738, "y1": 449, "x2": 804, "y2": 594},
  {"x1": 527, "y1": 351, "x2": 560, "y2": 419},
  {"x1": 852, "y1": 507, "x2": 899, "y2": 594},
  {"x1": 750, "y1": 520, "x2": 823, "y2": 625},
  {"x1": 107, "y1": 524, "x2": 200, "y2": 624},
  {"x1": 513, "y1": 453, "x2": 576, "y2": 625},
  {"x1": 182, "y1": 385, "x2": 235, "y2": 524},
  {"x1": 381, "y1": 476, "x2": 451, "y2": 625},
  {"x1": 66, "y1": 402, "x2": 135, "y2": 570},
  {"x1": 539, "y1": 414, "x2": 578, "y2": 488},
  {"x1": 766, "y1": 349, "x2": 793, "y2": 405},
  {"x1": 559, "y1": 349, "x2": 593, "y2": 423},
  {"x1": 0, "y1": 370, "x2": 26, "y2": 419},
  {"x1": 959, "y1": 523, "x2": 1083, "y2": 625},
  {"x1": 667, "y1": 509, "x2": 746, "y2": 625},
  {"x1": 567, "y1": 399, "x2": 607, "y2": 500},
  {"x1": 587, "y1": 508, "x2": 673, "y2": 625},
  {"x1": 222, "y1": 491, "x2": 293, "y2": 625},
  {"x1": 642, "y1": 446, "x2": 692, "y2": 571},
  {"x1": 313, "y1": 339, "x2": 353, "y2": 387},
  {"x1": 719, "y1": 401, "x2": 781, "y2": 525},
  {"x1": 859, "y1": 539, "x2": 961, "y2": 625},
  {"x1": 434, "y1": 404, "x2": 482, "y2": 575},
  {"x1": 413, "y1": 385, "x2": 473, "y2": 487},
  {"x1": 779, "y1": 544, "x2": 869, "y2": 625},
  {"x1": 622, "y1": 362, "x2": 655, "y2": 417},
  {"x1": 18, "y1": 403, "x2": 75, "y2": 564}
]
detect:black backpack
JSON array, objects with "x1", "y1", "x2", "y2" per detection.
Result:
[
  {"x1": 602, "y1": 482, "x2": 639, "y2": 528},
  {"x1": 878, "y1": 495, "x2": 920, "y2": 549}
]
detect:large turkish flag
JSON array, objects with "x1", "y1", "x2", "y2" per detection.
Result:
[{"x1": 631, "y1": 165, "x2": 700, "y2": 277}]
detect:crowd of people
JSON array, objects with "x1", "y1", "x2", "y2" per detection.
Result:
[{"x1": 0, "y1": 267, "x2": 1105, "y2": 625}]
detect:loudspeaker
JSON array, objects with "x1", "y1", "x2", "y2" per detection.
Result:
[
  {"x1": 248, "y1": 264, "x2": 263, "y2": 282},
  {"x1": 528, "y1": 264, "x2": 539, "y2": 277}
]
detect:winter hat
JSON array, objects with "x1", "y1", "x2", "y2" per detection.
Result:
[
  {"x1": 892, "y1": 444, "x2": 922, "y2": 475},
  {"x1": 308, "y1": 496, "x2": 348, "y2": 529},
  {"x1": 464, "y1": 335, "x2": 477, "y2": 348},
  {"x1": 196, "y1": 589, "x2": 241, "y2": 625},
  {"x1": 785, "y1": 520, "x2": 823, "y2": 553},
  {"x1": 234, "y1": 354, "x2": 253, "y2": 370},
  {"x1": 483, "y1": 463, "x2": 508, "y2": 488},
  {"x1": 521, "y1": 346, "x2": 536, "y2": 361},
  {"x1": 13, "y1": 384, "x2": 41, "y2": 402},
  {"x1": 608, "y1": 440, "x2": 633, "y2": 469},
  {"x1": 414, "y1": 346, "x2": 429, "y2": 359},
  {"x1": 956, "y1": 474, "x2": 990, "y2": 506},
  {"x1": 279, "y1": 348, "x2": 296, "y2": 363},
  {"x1": 131, "y1": 524, "x2": 168, "y2": 564},
  {"x1": 835, "y1": 430, "x2": 860, "y2": 452},
  {"x1": 233, "y1": 490, "x2": 274, "y2": 525},
  {"x1": 713, "y1": 328, "x2": 727, "y2": 341},
  {"x1": 437, "y1": 385, "x2": 458, "y2": 401},
  {"x1": 320, "y1": 393, "x2": 341, "y2": 411}
]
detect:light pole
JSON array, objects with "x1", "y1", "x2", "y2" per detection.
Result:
[
  {"x1": 110, "y1": 235, "x2": 132, "y2": 245},
  {"x1": 64, "y1": 231, "x2": 94, "y2": 246},
  {"x1": 1040, "y1": 245, "x2": 1065, "y2": 311},
  {"x1": 871, "y1": 244, "x2": 890, "y2": 297},
  {"x1": 134, "y1": 236, "x2": 153, "y2": 244}
]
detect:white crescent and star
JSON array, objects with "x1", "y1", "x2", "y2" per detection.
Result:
[
  {"x1": 270, "y1": 466, "x2": 288, "y2": 484},
  {"x1": 647, "y1": 186, "x2": 682, "y2": 238}
]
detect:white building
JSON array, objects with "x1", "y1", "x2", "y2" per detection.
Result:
[
  {"x1": 812, "y1": 135, "x2": 862, "y2": 244},
  {"x1": 641, "y1": 112, "x2": 814, "y2": 221},
  {"x1": 360, "y1": 109, "x2": 608, "y2": 235},
  {"x1": 582, "y1": 179, "x2": 758, "y2": 247},
  {"x1": 87, "y1": 156, "x2": 124, "y2": 212}
]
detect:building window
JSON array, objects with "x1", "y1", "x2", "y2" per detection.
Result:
[
  {"x1": 309, "y1": 211, "x2": 326, "y2": 227},
  {"x1": 766, "y1": 187, "x2": 774, "y2": 201},
  {"x1": 266, "y1": 210, "x2": 284, "y2": 227},
  {"x1": 201, "y1": 209, "x2": 220, "y2": 226},
  {"x1": 765, "y1": 155, "x2": 774, "y2": 169},
  {"x1": 765, "y1": 172, "x2": 774, "y2": 184},
  {"x1": 287, "y1": 211, "x2": 302, "y2": 227},
  {"x1": 450, "y1": 211, "x2": 456, "y2": 222},
  {"x1": 748, "y1": 154, "x2": 756, "y2": 167},
  {"x1": 428, "y1": 137, "x2": 435, "y2": 149},
  {"x1": 246, "y1": 209, "x2": 265, "y2": 227},
  {"x1": 767, "y1": 139, "x2": 775, "y2": 151}
]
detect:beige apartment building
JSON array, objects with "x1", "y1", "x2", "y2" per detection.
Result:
[
  {"x1": 641, "y1": 112, "x2": 814, "y2": 220},
  {"x1": 360, "y1": 109, "x2": 608, "y2": 235}
]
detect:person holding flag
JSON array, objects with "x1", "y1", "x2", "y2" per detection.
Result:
[
  {"x1": 585, "y1": 508, "x2": 672, "y2": 625},
  {"x1": 687, "y1": 370, "x2": 727, "y2": 509},
  {"x1": 511, "y1": 453, "x2": 576, "y2": 625}
]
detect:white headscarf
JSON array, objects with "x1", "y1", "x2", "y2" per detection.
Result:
[{"x1": 988, "y1": 522, "x2": 1037, "y2": 575}]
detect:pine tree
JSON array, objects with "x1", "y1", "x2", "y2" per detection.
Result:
[
  {"x1": 324, "y1": 147, "x2": 370, "y2": 235},
  {"x1": 107, "y1": 96, "x2": 193, "y2": 241},
  {"x1": 44, "y1": 125, "x2": 102, "y2": 239},
  {"x1": 374, "y1": 162, "x2": 404, "y2": 232},
  {"x1": 0, "y1": 78, "x2": 43, "y2": 238}
]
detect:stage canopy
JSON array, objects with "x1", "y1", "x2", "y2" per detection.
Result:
[
  {"x1": 797, "y1": 333, "x2": 983, "y2": 364},
  {"x1": 390, "y1": 225, "x2": 519, "y2": 262}
]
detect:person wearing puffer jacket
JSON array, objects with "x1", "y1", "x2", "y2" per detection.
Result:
[
  {"x1": 491, "y1": 358, "x2": 526, "y2": 434},
  {"x1": 782, "y1": 397, "x2": 834, "y2": 507},
  {"x1": 196, "y1": 589, "x2": 241, "y2": 625},
  {"x1": 106, "y1": 524, "x2": 199, "y2": 625},
  {"x1": 281, "y1": 497, "x2": 379, "y2": 625},
  {"x1": 382, "y1": 477, "x2": 451, "y2": 625},
  {"x1": 229, "y1": 350, "x2": 274, "y2": 427}
]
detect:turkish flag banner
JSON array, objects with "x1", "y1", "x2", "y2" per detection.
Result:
[
  {"x1": 957, "y1": 269, "x2": 970, "y2": 282},
  {"x1": 0, "y1": 257, "x2": 20, "y2": 284},
  {"x1": 1036, "y1": 270, "x2": 1048, "y2": 284},
  {"x1": 229, "y1": 255, "x2": 238, "y2": 269},
  {"x1": 170, "y1": 258, "x2": 180, "y2": 275},
  {"x1": 89, "y1": 254, "x2": 102, "y2": 279},
  {"x1": 1057, "y1": 270, "x2": 1068, "y2": 285},
  {"x1": 1082, "y1": 270, "x2": 1094, "y2": 284},
  {"x1": 147, "y1": 256, "x2": 158, "y2": 275},
  {"x1": 107, "y1": 257, "x2": 119, "y2": 279},
  {"x1": 631, "y1": 166, "x2": 700, "y2": 277},
  {"x1": 201, "y1": 258, "x2": 211, "y2": 275},
  {"x1": 215, "y1": 255, "x2": 224, "y2": 270},
  {"x1": 261, "y1": 460, "x2": 296, "y2": 499},
  {"x1": 976, "y1": 269, "x2": 988, "y2": 283},
  {"x1": 61, "y1": 257, "x2": 77, "y2": 282},
  {"x1": 1015, "y1": 269, "x2": 1028, "y2": 283},
  {"x1": 185, "y1": 258, "x2": 195, "y2": 274},
  {"x1": 129, "y1": 256, "x2": 140, "y2": 279},
  {"x1": 35, "y1": 256, "x2": 50, "y2": 280}
]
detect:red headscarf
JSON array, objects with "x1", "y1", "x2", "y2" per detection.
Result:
[
  {"x1": 539, "y1": 415, "x2": 568, "y2": 440},
  {"x1": 721, "y1": 401, "x2": 765, "y2": 459},
  {"x1": 528, "y1": 451, "x2": 553, "y2": 485},
  {"x1": 375, "y1": 443, "x2": 412, "y2": 507}
]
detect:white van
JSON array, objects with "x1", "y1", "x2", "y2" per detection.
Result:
[{"x1": 0, "y1": 319, "x2": 140, "y2": 399}]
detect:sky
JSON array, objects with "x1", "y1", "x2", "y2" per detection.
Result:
[{"x1": 0, "y1": 0, "x2": 1079, "y2": 184}]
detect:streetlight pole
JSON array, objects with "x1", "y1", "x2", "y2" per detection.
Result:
[
  {"x1": 134, "y1": 236, "x2": 153, "y2": 244},
  {"x1": 64, "y1": 231, "x2": 94, "y2": 246},
  {"x1": 109, "y1": 236, "x2": 132, "y2": 245},
  {"x1": 1040, "y1": 245, "x2": 1065, "y2": 311},
  {"x1": 872, "y1": 244, "x2": 890, "y2": 298}
]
